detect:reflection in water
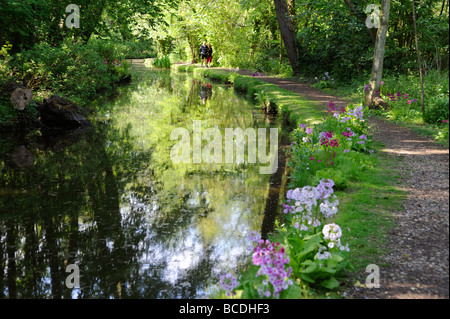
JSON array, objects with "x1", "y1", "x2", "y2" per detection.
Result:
[{"x1": 0, "y1": 65, "x2": 278, "y2": 298}]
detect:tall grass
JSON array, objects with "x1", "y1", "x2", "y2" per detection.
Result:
[{"x1": 152, "y1": 56, "x2": 171, "y2": 68}]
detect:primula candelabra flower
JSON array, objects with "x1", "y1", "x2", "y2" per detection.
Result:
[
  {"x1": 319, "y1": 131, "x2": 339, "y2": 148},
  {"x1": 316, "y1": 179, "x2": 334, "y2": 199},
  {"x1": 252, "y1": 240, "x2": 293, "y2": 298},
  {"x1": 316, "y1": 245, "x2": 332, "y2": 260},
  {"x1": 322, "y1": 223, "x2": 342, "y2": 243},
  {"x1": 220, "y1": 273, "x2": 240, "y2": 296},
  {"x1": 317, "y1": 223, "x2": 350, "y2": 258},
  {"x1": 328, "y1": 101, "x2": 336, "y2": 113},
  {"x1": 284, "y1": 180, "x2": 338, "y2": 232},
  {"x1": 342, "y1": 131, "x2": 353, "y2": 138},
  {"x1": 247, "y1": 230, "x2": 262, "y2": 243},
  {"x1": 320, "y1": 197, "x2": 339, "y2": 218},
  {"x1": 346, "y1": 105, "x2": 364, "y2": 122}
]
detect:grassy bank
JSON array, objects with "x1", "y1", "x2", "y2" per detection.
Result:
[
  {"x1": 193, "y1": 68, "x2": 326, "y2": 130},
  {"x1": 191, "y1": 67, "x2": 407, "y2": 298}
]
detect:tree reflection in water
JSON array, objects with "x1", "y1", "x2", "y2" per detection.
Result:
[{"x1": 0, "y1": 66, "x2": 277, "y2": 298}]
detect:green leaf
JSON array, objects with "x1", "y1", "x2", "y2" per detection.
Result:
[
  {"x1": 320, "y1": 277, "x2": 340, "y2": 290},
  {"x1": 300, "y1": 260, "x2": 318, "y2": 274},
  {"x1": 300, "y1": 273, "x2": 315, "y2": 284},
  {"x1": 280, "y1": 283, "x2": 302, "y2": 299},
  {"x1": 295, "y1": 233, "x2": 321, "y2": 259},
  {"x1": 241, "y1": 281, "x2": 260, "y2": 299}
]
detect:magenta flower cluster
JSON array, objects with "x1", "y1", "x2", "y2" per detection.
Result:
[
  {"x1": 319, "y1": 131, "x2": 339, "y2": 148},
  {"x1": 252, "y1": 239, "x2": 294, "y2": 298},
  {"x1": 328, "y1": 101, "x2": 346, "y2": 114},
  {"x1": 386, "y1": 92, "x2": 418, "y2": 105}
]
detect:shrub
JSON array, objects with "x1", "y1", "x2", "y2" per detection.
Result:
[
  {"x1": 151, "y1": 55, "x2": 171, "y2": 68},
  {"x1": 10, "y1": 39, "x2": 130, "y2": 106},
  {"x1": 424, "y1": 95, "x2": 449, "y2": 124}
]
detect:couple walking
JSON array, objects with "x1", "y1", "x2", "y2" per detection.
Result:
[{"x1": 199, "y1": 42, "x2": 213, "y2": 67}]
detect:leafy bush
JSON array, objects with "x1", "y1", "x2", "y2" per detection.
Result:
[
  {"x1": 424, "y1": 95, "x2": 450, "y2": 124},
  {"x1": 312, "y1": 72, "x2": 337, "y2": 89},
  {"x1": 252, "y1": 52, "x2": 293, "y2": 76},
  {"x1": 10, "y1": 39, "x2": 130, "y2": 106},
  {"x1": 151, "y1": 55, "x2": 171, "y2": 68}
]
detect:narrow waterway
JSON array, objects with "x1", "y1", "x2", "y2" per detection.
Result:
[{"x1": 0, "y1": 63, "x2": 280, "y2": 298}]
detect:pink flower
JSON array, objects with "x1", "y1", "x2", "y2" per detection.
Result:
[
  {"x1": 317, "y1": 159, "x2": 321, "y2": 163},
  {"x1": 404, "y1": 94, "x2": 408, "y2": 99},
  {"x1": 342, "y1": 131, "x2": 352, "y2": 138},
  {"x1": 443, "y1": 120, "x2": 448, "y2": 124},
  {"x1": 325, "y1": 131, "x2": 334, "y2": 139},
  {"x1": 407, "y1": 100, "x2": 412, "y2": 104},
  {"x1": 306, "y1": 127, "x2": 313, "y2": 134},
  {"x1": 329, "y1": 139, "x2": 339, "y2": 147}
]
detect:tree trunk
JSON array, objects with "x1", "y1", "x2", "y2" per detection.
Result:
[
  {"x1": 440, "y1": 0, "x2": 446, "y2": 16},
  {"x1": 273, "y1": 0, "x2": 299, "y2": 74},
  {"x1": 412, "y1": 0, "x2": 425, "y2": 116},
  {"x1": 365, "y1": 0, "x2": 390, "y2": 107}
]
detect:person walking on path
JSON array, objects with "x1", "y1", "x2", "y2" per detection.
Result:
[
  {"x1": 199, "y1": 41, "x2": 208, "y2": 67},
  {"x1": 206, "y1": 43, "x2": 213, "y2": 68}
]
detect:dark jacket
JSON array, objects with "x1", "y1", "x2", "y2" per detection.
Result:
[
  {"x1": 206, "y1": 46, "x2": 213, "y2": 57},
  {"x1": 199, "y1": 45, "x2": 207, "y2": 56}
]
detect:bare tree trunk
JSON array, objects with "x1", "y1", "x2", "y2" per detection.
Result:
[
  {"x1": 412, "y1": 0, "x2": 425, "y2": 116},
  {"x1": 440, "y1": 0, "x2": 446, "y2": 16},
  {"x1": 280, "y1": 36, "x2": 283, "y2": 64},
  {"x1": 274, "y1": 0, "x2": 299, "y2": 74},
  {"x1": 365, "y1": 0, "x2": 390, "y2": 107}
]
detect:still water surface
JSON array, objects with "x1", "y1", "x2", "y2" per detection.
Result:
[{"x1": 0, "y1": 64, "x2": 277, "y2": 298}]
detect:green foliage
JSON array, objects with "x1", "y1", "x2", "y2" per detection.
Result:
[
  {"x1": 424, "y1": 95, "x2": 450, "y2": 124},
  {"x1": 9, "y1": 39, "x2": 130, "y2": 106},
  {"x1": 314, "y1": 168, "x2": 347, "y2": 190},
  {"x1": 151, "y1": 55, "x2": 171, "y2": 68},
  {"x1": 288, "y1": 103, "x2": 374, "y2": 189},
  {"x1": 312, "y1": 72, "x2": 337, "y2": 89}
]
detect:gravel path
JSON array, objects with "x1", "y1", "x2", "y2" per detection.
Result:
[{"x1": 231, "y1": 70, "x2": 449, "y2": 299}]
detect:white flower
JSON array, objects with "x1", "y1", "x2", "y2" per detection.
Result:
[
  {"x1": 322, "y1": 223, "x2": 343, "y2": 241},
  {"x1": 328, "y1": 242, "x2": 335, "y2": 249}
]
